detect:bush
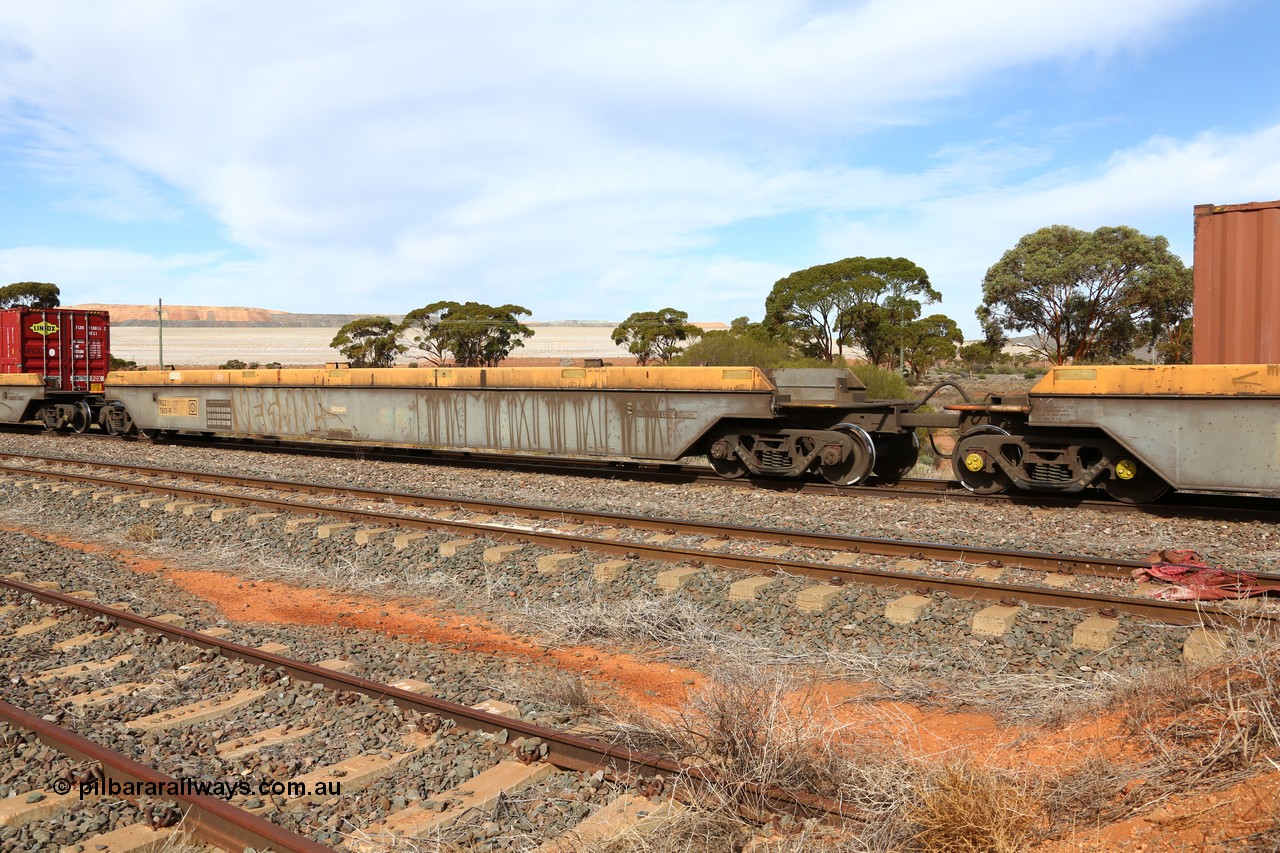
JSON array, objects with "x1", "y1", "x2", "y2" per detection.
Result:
[
  {"x1": 674, "y1": 332, "x2": 792, "y2": 367},
  {"x1": 109, "y1": 355, "x2": 137, "y2": 371},
  {"x1": 851, "y1": 363, "x2": 909, "y2": 400},
  {"x1": 219, "y1": 359, "x2": 249, "y2": 370}
]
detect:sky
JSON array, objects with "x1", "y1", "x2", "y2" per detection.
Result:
[{"x1": 1, "y1": 1, "x2": 1278, "y2": 336}]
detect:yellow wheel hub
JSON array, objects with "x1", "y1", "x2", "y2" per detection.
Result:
[
  {"x1": 1115, "y1": 459, "x2": 1138, "y2": 480},
  {"x1": 963, "y1": 452, "x2": 985, "y2": 472}
]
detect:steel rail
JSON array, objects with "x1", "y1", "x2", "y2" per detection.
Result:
[
  {"x1": 3, "y1": 466, "x2": 1273, "y2": 631},
  {"x1": 0, "y1": 697, "x2": 329, "y2": 852},
  {"x1": 9, "y1": 453, "x2": 1280, "y2": 583},
  {"x1": 11, "y1": 429, "x2": 1280, "y2": 521},
  {"x1": 0, "y1": 578, "x2": 844, "y2": 821}
]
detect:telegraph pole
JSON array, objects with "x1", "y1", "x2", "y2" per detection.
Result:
[{"x1": 158, "y1": 298, "x2": 164, "y2": 369}]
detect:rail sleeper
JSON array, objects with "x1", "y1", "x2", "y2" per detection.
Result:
[
  {"x1": 728, "y1": 576, "x2": 778, "y2": 601},
  {"x1": 1183, "y1": 628, "x2": 1231, "y2": 664},
  {"x1": 438, "y1": 538, "x2": 476, "y2": 557},
  {"x1": 884, "y1": 593, "x2": 931, "y2": 625},
  {"x1": 315, "y1": 522, "x2": 357, "y2": 539},
  {"x1": 12, "y1": 615, "x2": 60, "y2": 637},
  {"x1": 795, "y1": 585, "x2": 842, "y2": 613},
  {"x1": 278, "y1": 730, "x2": 440, "y2": 810},
  {"x1": 592, "y1": 560, "x2": 629, "y2": 582},
  {"x1": 34, "y1": 653, "x2": 135, "y2": 683},
  {"x1": 0, "y1": 789, "x2": 78, "y2": 828},
  {"x1": 534, "y1": 793, "x2": 684, "y2": 852},
  {"x1": 1071, "y1": 614, "x2": 1120, "y2": 651},
  {"x1": 354, "y1": 527, "x2": 393, "y2": 544},
  {"x1": 59, "y1": 822, "x2": 177, "y2": 853},
  {"x1": 344, "y1": 760, "x2": 557, "y2": 850},
  {"x1": 217, "y1": 725, "x2": 316, "y2": 760},
  {"x1": 125, "y1": 688, "x2": 269, "y2": 732},
  {"x1": 484, "y1": 544, "x2": 523, "y2": 564},
  {"x1": 392, "y1": 531, "x2": 431, "y2": 549},
  {"x1": 536, "y1": 552, "x2": 577, "y2": 574},
  {"x1": 972, "y1": 604, "x2": 1021, "y2": 636},
  {"x1": 656, "y1": 566, "x2": 701, "y2": 591}
]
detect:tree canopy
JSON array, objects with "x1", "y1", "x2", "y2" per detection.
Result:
[
  {"x1": 610, "y1": 308, "x2": 702, "y2": 365},
  {"x1": 1136, "y1": 264, "x2": 1194, "y2": 364},
  {"x1": 399, "y1": 304, "x2": 452, "y2": 365},
  {"x1": 401, "y1": 301, "x2": 533, "y2": 367},
  {"x1": 330, "y1": 317, "x2": 405, "y2": 367},
  {"x1": 978, "y1": 225, "x2": 1189, "y2": 364},
  {"x1": 900, "y1": 313, "x2": 963, "y2": 380},
  {"x1": 764, "y1": 257, "x2": 939, "y2": 363},
  {"x1": 0, "y1": 282, "x2": 60, "y2": 308}
]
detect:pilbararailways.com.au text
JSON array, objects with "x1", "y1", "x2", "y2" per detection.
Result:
[{"x1": 74, "y1": 777, "x2": 342, "y2": 800}]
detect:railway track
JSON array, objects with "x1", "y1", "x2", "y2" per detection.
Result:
[
  {"x1": 2, "y1": 454, "x2": 1274, "y2": 633},
  {"x1": 1, "y1": 575, "x2": 840, "y2": 851},
  {"x1": 13, "y1": 425, "x2": 1280, "y2": 523}
]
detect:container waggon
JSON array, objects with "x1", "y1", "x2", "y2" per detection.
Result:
[
  {"x1": 946, "y1": 364, "x2": 1280, "y2": 502},
  {"x1": 0, "y1": 308, "x2": 110, "y2": 432},
  {"x1": 98, "y1": 362, "x2": 1280, "y2": 503},
  {"x1": 0, "y1": 306, "x2": 1274, "y2": 505},
  {"x1": 101, "y1": 365, "x2": 936, "y2": 486}
]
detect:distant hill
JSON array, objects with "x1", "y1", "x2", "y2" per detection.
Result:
[
  {"x1": 68, "y1": 304, "x2": 401, "y2": 328},
  {"x1": 66, "y1": 304, "x2": 727, "y2": 329}
]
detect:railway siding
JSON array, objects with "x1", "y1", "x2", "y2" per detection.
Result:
[
  {"x1": 0, "y1": 565, "x2": 683, "y2": 849},
  {"x1": 1, "y1": 468, "x2": 1264, "y2": 677}
]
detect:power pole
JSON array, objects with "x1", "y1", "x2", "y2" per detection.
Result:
[{"x1": 158, "y1": 298, "x2": 164, "y2": 370}]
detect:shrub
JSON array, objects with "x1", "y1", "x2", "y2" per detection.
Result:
[
  {"x1": 219, "y1": 359, "x2": 249, "y2": 370},
  {"x1": 674, "y1": 332, "x2": 792, "y2": 367},
  {"x1": 851, "y1": 363, "x2": 909, "y2": 400},
  {"x1": 125, "y1": 524, "x2": 157, "y2": 542}
]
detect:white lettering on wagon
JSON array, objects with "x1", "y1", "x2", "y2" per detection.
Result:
[{"x1": 632, "y1": 410, "x2": 697, "y2": 419}]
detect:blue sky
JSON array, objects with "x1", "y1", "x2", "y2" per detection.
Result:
[{"x1": 1, "y1": 1, "x2": 1278, "y2": 336}]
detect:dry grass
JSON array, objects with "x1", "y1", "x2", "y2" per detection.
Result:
[
  {"x1": 516, "y1": 670, "x2": 601, "y2": 715},
  {"x1": 1120, "y1": 630, "x2": 1280, "y2": 789},
  {"x1": 124, "y1": 523, "x2": 158, "y2": 542},
  {"x1": 907, "y1": 762, "x2": 1041, "y2": 853},
  {"x1": 595, "y1": 662, "x2": 1061, "y2": 852},
  {"x1": 500, "y1": 594, "x2": 767, "y2": 662}
]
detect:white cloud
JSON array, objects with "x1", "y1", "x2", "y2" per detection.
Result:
[
  {"x1": 817, "y1": 124, "x2": 1280, "y2": 333},
  {"x1": 0, "y1": 0, "x2": 1236, "y2": 326}
]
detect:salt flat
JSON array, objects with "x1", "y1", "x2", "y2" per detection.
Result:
[{"x1": 110, "y1": 325, "x2": 634, "y2": 368}]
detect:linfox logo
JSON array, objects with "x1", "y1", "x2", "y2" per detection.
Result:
[{"x1": 30, "y1": 321, "x2": 58, "y2": 336}]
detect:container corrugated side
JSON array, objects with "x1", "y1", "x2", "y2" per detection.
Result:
[
  {"x1": 1192, "y1": 200, "x2": 1280, "y2": 364},
  {"x1": 0, "y1": 309, "x2": 111, "y2": 391}
]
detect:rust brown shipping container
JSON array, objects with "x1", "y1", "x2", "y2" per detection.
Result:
[{"x1": 1192, "y1": 199, "x2": 1280, "y2": 364}]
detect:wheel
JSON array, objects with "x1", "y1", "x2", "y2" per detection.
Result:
[
  {"x1": 707, "y1": 437, "x2": 746, "y2": 479},
  {"x1": 952, "y1": 426, "x2": 1012, "y2": 495},
  {"x1": 872, "y1": 432, "x2": 920, "y2": 483},
  {"x1": 819, "y1": 425, "x2": 876, "y2": 486},
  {"x1": 1103, "y1": 457, "x2": 1170, "y2": 504},
  {"x1": 70, "y1": 401, "x2": 92, "y2": 434}
]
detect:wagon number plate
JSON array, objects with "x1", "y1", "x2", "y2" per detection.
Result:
[{"x1": 157, "y1": 397, "x2": 200, "y2": 418}]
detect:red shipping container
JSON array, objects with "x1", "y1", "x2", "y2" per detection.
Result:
[
  {"x1": 0, "y1": 309, "x2": 110, "y2": 392},
  {"x1": 1192, "y1": 199, "x2": 1280, "y2": 364}
]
